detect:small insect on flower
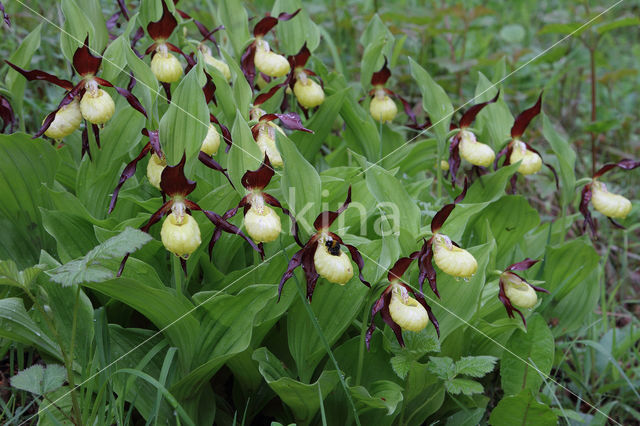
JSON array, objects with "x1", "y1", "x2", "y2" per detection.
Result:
[
  {"x1": 117, "y1": 153, "x2": 263, "y2": 277},
  {"x1": 498, "y1": 258, "x2": 549, "y2": 326},
  {"x1": 5, "y1": 38, "x2": 146, "y2": 157},
  {"x1": 579, "y1": 158, "x2": 639, "y2": 236},
  {"x1": 494, "y1": 94, "x2": 559, "y2": 192},
  {"x1": 209, "y1": 155, "x2": 301, "y2": 255},
  {"x1": 367, "y1": 58, "x2": 416, "y2": 125},
  {"x1": 241, "y1": 10, "x2": 300, "y2": 86},
  {"x1": 416, "y1": 179, "x2": 476, "y2": 297},
  {"x1": 366, "y1": 255, "x2": 439, "y2": 348},
  {"x1": 279, "y1": 187, "x2": 370, "y2": 301},
  {"x1": 447, "y1": 92, "x2": 499, "y2": 186},
  {"x1": 285, "y1": 43, "x2": 325, "y2": 110}
]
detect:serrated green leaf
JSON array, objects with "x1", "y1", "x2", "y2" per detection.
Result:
[
  {"x1": 445, "y1": 378, "x2": 483, "y2": 396},
  {"x1": 455, "y1": 355, "x2": 498, "y2": 378},
  {"x1": 10, "y1": 364, "x2": 67, "y2": 396},
  {"x1": 596, "y1": 17, "x2": 640, "y2": 34},
  {"x1": 390, "y1": 354, "x2": 414, "y2": 379},
  {"x1": 427, "y1": 356, "x2": 455, "y2": 380}
]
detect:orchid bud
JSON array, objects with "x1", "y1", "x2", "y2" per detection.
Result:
[
  {"x1": 501, "y1": 272, "x2": 538, "y2": 309},
  {"x1": 244, "y1": 201, "x2": 282, "y2": 243},
  {"x1": 150, "y1": 45, "x2": 183, "y2": 83},
  {"x1": 510, "y1": 140, "x2": 542, "y2": 175},
  {"x1": 44, "y1": 98, "x2": 82, "y2": 139},
  {"x1": 314, "y1": 238, "x2": 354, "y2": 285},
  {"x1": 591, "y1": 181, "x2": 632, "y2": 219},
  {"x1": 254, "y1": 40, "x2": 290, "y2": 78},
  {"x1": 256, "y1": 130, "x2": 283, "y2": 167},
  {"x1": 369, "y1": 87, "x2": 397, "y2": 123},
  {"x1": 458, "y1": 130, "x2": 495, "y2": 167},
  {"x1": 293, "y1": 74, "x2": 325, "y2": 108},
  {"x1": 201, "y1": 124, "x2": 221, "y2": 156},
  {"x1": 440, "y1": 160, "x2": 450, "y2": 171},
  {"x1": 432, "y1": 234, "x2": 477, "y2": 279},
  {"x1": 146, "y1": 153, "x2": 166, "y2": 190},
  {"x1": 80, "y1": 86, "x2": 115, "y2": 125},
  {"x1": 388, "y1": 284, "x2": 429, "y2": 332},
  {"x1": 160, "y1": 211, "x2": 202, "y2": 258}
]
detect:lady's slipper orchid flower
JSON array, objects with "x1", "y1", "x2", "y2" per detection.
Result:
[
  {"x1": 117, "y1": 154, "x2": 263, "y2": 276},
  {"x1": 494, "y1": 94, "x2": 558, "y2": 192},
  {"x1": 366, "y1": 255, "x2": 439, "y2": 348},
  {"x1": 447, "y1": 92, "x2": 499, "y2": 186},
  {"x1": 367, "y1": 59, "x2": 416, "y2": 125},
  {"x1": 417, "y1": 179, "x2": 476, "y2": 297},
  {"x1": 579, "y1": 158, "x2": 639, "y2": 235},
  {"x1": 144, "y1": 0, "x2": 195, "y2": 99},
  {"x1": 286, "y1": 43, "x2": 324, "y2": 110},
  {"x1": 201, "y1": 73, "x2": 233, "y2": 154},
  {"x1": 209, "y1": 156, "x2": 302, "y2": 255},
  {"x1": 5, "y1": 39, "x2": 146, "y2": 157},
  {"x1": 0, "y1": 94, "x2": 16, "y2": 133},
  {"x1": 241, "y1": 10, "x2": 300, "y2": 86},
  {"x1": 498, "y1": 258, "x2": 549, "y2": 326},
  {"x1": 278, "y1": 187, "x2": 370, "y2": 301}
]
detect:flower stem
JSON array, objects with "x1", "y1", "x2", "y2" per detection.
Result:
[
  {"x1": 172, "y1": 255, "x2": 183, "y2": 295},
  {"x1": 355, "y1": 296, "x2": 370, "y2": 387}
]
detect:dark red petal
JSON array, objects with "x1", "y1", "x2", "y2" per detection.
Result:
[
  {"x1": 94, "y1": 77, "x2": 148, "y2": 118},
  {"x1": 608, "y1": 217, "x2": 626, "y2": 229},
  {"x1": 448, "y1": 133, "x2": 461, "y2": 187},
  {"x1": 263, "y1": 192, "x2": 304, "y2": 247},
  {"x1": 594, "y1": 158, "x2": 640, "y2": 178},
  {"x1": 380, "y1": 292, "x2": 404, "y2": 347},
  {"x1": 274, "y1": 113, "x2": 313, "y2": 133},
  {"x1": 202, "y1": 209, "x2": 264, "y2": 258},
  {"x1": 142, "y1": 128, "x2": 164, "y2": 157},
  {"x1": 91, "y1": 123, "x2": 101, "y2": 149},
  {"x1": 387, "y1": 255, "x2": 416, "y2": 282},
  {"x1": 210, "y1": 114, "x2": 232, "y2": 152},
  {"x1": 523, "y1": 142, "x2": 559, "y2": 189},
  {"x1": 0, "y1": 95, "x2": 15, "y2": 133},
  {"x1": 313, "y1": 186, "x2": 352, "y2": 231},
  {"x1": 254, "y1": 83, "x2": 286, "y2": 106},
  {"x1": 430, "y1": 179, "x2": 467, "y2": 233},
  {"x1": 371, "y1": 57, "x2": 391, "y2": 86},
  {"x1": 301, "y1": 242, "x2": 320, "y2": 301},
  {"x1": 160, "y1": 154, "x2": 197, "y2": 197},
  {"x1": 35, "y1": 84, "x2": 85, "y2": 139},
  {"x1": 417, "y1": 240, "x2": 439, "y2": 298},
  {"x1": 278, "y1": 246, "x2": 305, "y2": 301},
  {"x1": 454, "y1": 177, "x2": 469, "y2": 204},
  {"x1": 365, "y1": 291, "x2": 388, "y2": 350},
  {"x1": 116, "y1": 0, "x2": 130, "y2": 20},
  {"x1": 494, "y1": 144, "x2": 512, "y2": 170},
  {"x1": 241, "y1": 43, "x2": 256, "y2": 87},
  {"x1": 147, "y1": 0, "x2": 177, "y2": 40},
  {"x1": 73, "y1": 37, "x2": 103, "y2": 76},
  {"x1": 241, "y1": 154, "x2": 274, "y2": 190},
  {"x1": 198, "y1": 151, "x2": 235, "y2": 189},
  {"x1": 528, "y1": 282, "x2": 550, "y2": 294},
  {"x1": 109, "y1": 142, "x2": 153, "y2": 213},
  {"x1": 253, "y1": 9, "x2": 301, "y2": 37},
  {"x1": 459, "y1": 90, "x2": 499, "y2": 129},
  {"x1": 345, "y1": 244, "x2": 370, "y2": 287},
  {"x1": 131, "y1": 28, "x2": 145, "y2": 58},
  {"x1": 511, "y1": 93, "x2": 542, "y2": 139},
  {"x1": 203, "y1": 73, "x2": 217, "y2": 104},
  {"x1": 4, "y1": 61, "x2": 74, "y2": 90},
  {"x1": 578, "y1": 184, "x2": 596, "y2": 236},
  {"x1": 80, "y1": 125, "x2": 92, "y2": 160},
  {"x1": 161, "y1": 82, "x2": 172, "y2": 102},
  {"x1": 498, "y1": 280, "x2": 526, "y2": 326},
  {"x1": 177, "y1": 7, "x2": 222, "y2": 45},
  {"x1": 385, "y1": 89, "x2": 417, "y2": 127},
  {"x1": 506, "y1": 258, "x2": 540, "y2": 272},
  {"x1": 1, "y1": 1, "x2": 10, "y2": 27},
  {"x1": 207, "y1": 199, "x2": 247, "y2": 259},
  {"x1": 141, "y1": 200, "x2": 174, "y2": 232},
  {"x1": 291, "y1": 42, "x2": 311, "y2": 68}
]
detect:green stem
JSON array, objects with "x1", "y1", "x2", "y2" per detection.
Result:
[
  {"x1": 354, "y1": 298, "x2": 370, "y2": 387},
  {"x1": 378, "y1": 119, "x2": 383, "y2": 161},
  {"x1": 436, "y1": 138, "x2": 443, "y2": 200},
  {"x1": 172, "y1": 255, "x2": 183, "y2": 295}
]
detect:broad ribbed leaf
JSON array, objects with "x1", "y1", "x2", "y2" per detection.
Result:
[
  {"x1": 490, "y1": 389, "x2": 557, "y2": 426},
  {"x1": 5, "y1": 24, "x2": 41, "y2": 128},
  {"x1": 0, "y1": 298, "x2": 61, "y2": 359},
  {"x1": 273, "y1": 0, "x2": 320, "y2": 54},
  {"x1": 542, "y1": 114, "x2": 576, "y2": 206}
]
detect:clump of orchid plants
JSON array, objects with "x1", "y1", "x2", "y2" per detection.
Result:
[
  {"x1": 367, "y1": 59, "x2": 416, "y2": 125},
  {"x1": 117, "y1": 154, "x2": 262, "y2": 276},
  {"x1": 494, "y1": 94, "x2": 558, "y2": 192},
  {"x1": 5, "y1": 38, "x2": 146, "y2": 157},
  {"x1": 286, "y1": 43, "x2": 324, "y2": 110},
  {"x1": 249, "y1": 89, "x2": 313, "y2": 167},
  {"x1": 209, "y1": 155, "x2": 302, "y2": 256},
  {"x1": 278, "y1": 187, "x2": 369, "y2": 301},
  {"x1": 498, "y1": 258, "x2": 549, "y2": 326},
  {"x1": 447, "y1": 92, "x2": 499, "y2": 186},
  {"x1": 417, "y1": 179, "x2": 477, "y2": 297},
  {"x1": 366, "y1": 255, "x2": 439, "y2": 349},
  {"x1": 144, "y1": 0, "x2": 195, "y2": 98},
  {"x1": 241, "y1": 10, "x2": 300, "y2": 87},
  {"x1": 579, "y1": 158, "x2": 639, "y2": 235}
]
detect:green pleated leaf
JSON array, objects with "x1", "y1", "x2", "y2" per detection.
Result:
[
  {"x1": 273, "y1": 0, "x2": 321, "y2": 54},
  {"x1": 227, "y1": 112, "x2": 263, "y2": 190},
  {"x1": 473, "y1": 72, "x2": 513, "y2": 150},
  {"x1": 542, "y1": 114, "x2": 576, "y2": 207},
  {"x1": 218, "y1": 0, "x2": 251, "y2": 58},
  {"x1": 60, "y1": 0, "x2": 99, "y2": 62},
  {"x1": 159, "y1": 67, "x2": 209, "y2": 167},
  {"x1": 350, "y1": 380, "x2": 403, "y2": 415},
  {"x1": 489, "y1": 389, "x2": 557, "y2": 426}
]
